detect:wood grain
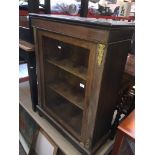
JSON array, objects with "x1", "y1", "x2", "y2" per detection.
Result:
[
  {"x1": 30, "y1": 14, "x2": 134, "y2": 154},
  {"x1": 19, "y1": 39, "x2": 34, "y2": 52},
  {"x1": 118, "y1": 110, "x2": 135, "y2": 139}
]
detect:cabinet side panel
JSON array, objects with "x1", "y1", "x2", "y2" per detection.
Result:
[
  {"x1": 108, "y1": 28, "x2": 134, "y2": 43},
  {"x1": 92, "y1": 40, "x2": 131, "y2": 148}
]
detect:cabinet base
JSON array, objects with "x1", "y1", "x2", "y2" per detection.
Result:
[{"x1": 36, "y1": 105, "x2": 111, "y2": 155}]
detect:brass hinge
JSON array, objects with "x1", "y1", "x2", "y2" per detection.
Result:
[{"x1": 97, "y1": 43, "x2": 105, "y2": 66}]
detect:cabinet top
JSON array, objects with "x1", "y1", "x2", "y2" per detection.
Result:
[{"x1": 29, "y1": 13, "x2": 134, "y2": 29}]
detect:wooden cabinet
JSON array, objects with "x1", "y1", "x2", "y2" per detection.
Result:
[
  {"x1": 112, "y1": 110, "x2": 135, "y2": 155},
  {"x1": 30, "y1": 14, "x2": 134, "y2": 155}
]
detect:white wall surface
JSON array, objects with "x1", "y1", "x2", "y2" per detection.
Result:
[{"x1": 35, "y1": 131, "x2": 55, "y2": 155}]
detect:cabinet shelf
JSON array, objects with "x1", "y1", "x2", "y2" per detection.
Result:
[
  {"x1": 46, "y1": 98, "x2": 83, "y2": 137},
  {"x1": 19, "y1": 39, "x2": 34, "y2": 52},
  {"x1": 48, "y1": 82, "x2": 84, "y2": 110},
  {"x1": 46, "y1": 58, "x2": 87, "y2": 80}
]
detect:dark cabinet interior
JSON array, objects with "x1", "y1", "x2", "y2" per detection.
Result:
[{"x1": 42, "y1": 36, "x2": 90, "y2": 139}]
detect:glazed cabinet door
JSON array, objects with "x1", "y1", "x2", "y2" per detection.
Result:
[{"x1": 35, "y1": 29, "x2": 97, "y2": 142}]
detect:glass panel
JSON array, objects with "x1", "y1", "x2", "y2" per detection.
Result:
[
  {"x1": 43, "y1": 36, "x2": 89, "y2": 80},
  {"x1": 41, "y1": 35, "x2": 90, "y2": 136},
  {"x1": 45, "y1": 88, "x2": 83, "y2": 135},
  {"x1": 44, "y1": 63, "x2": 85, "y2": 110}
]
